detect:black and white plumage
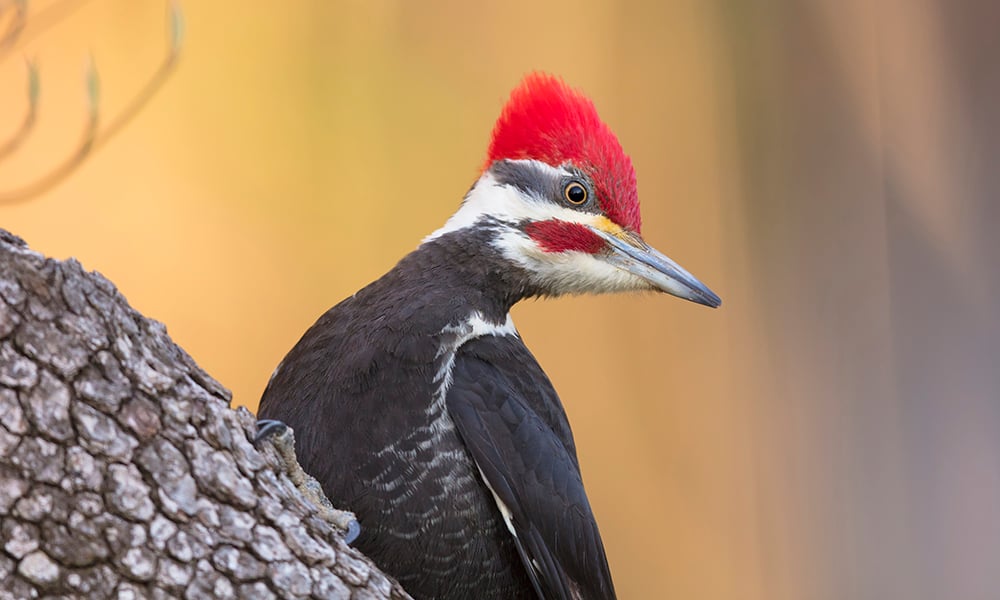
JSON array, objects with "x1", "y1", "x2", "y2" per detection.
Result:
[{"x1": 258, "y1": 73, "x2": 720, "y2": 600}]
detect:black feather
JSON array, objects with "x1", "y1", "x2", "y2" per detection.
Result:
[
  {"x1": 258, "y1": 220, "x2": 616, "y2": 599},
  {"x1": 447, "y1": 339, "x2": 616, "y2": 600}
]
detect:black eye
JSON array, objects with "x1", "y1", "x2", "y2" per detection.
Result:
[{"x1": 563, "y1": 182, "x2": 588, "y2": 205}]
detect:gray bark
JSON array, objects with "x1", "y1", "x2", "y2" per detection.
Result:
[{"x1": 0, "y1": 229, "x2": 411, "y2": 599}]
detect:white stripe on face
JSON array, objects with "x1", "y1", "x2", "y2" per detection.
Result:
[
  {"x1": 424, "y1": 160, "x2": 610, "y2": 243},
  {"x1": 423, "y1": 160, "x2": 651, "y2": 296}
]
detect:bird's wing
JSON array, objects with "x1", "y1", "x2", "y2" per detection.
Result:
[{"x1": 445, "y1": 354, "x2": 616, "y2": 600}]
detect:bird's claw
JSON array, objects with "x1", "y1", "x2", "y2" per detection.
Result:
[
  {"x1": 254, "y1": 418, "x2": 289, "y2": 445},
  {"x1": 252, "y1": 418, "x2": 361, "y2": 545},
  {"x1": 344, "y1": 519, "x2": 362, "y2": 545}
]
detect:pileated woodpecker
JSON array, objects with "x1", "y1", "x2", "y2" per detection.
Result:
[{"x1": 258, "y1": 73, "x2": 720, "y2": 600}]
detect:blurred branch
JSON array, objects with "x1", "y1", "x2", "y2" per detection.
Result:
[
  {"x1": 0, "y1": 57, "x2": 37, "y2": 160},
  {"x1": 0, "y1": 0, "x2": 92, "y2": 60},
  {"x1": 0, "y1": 1, "x2": 182, "y2": 205},
  {"x1": 0, "y1": 0, "x2": 28, "y2": 56}
]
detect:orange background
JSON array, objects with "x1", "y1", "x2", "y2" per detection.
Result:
[{"x1": 3, "y1": 2, "x2": 999, "y2": 598}]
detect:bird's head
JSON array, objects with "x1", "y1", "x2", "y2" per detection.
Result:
[{"x1": 426, "y1": 72, "x2": 721, "y2": 308}]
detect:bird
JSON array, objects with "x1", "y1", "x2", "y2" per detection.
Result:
[{"x1": 257, "y1": 72, "x2": 721, "y2": 600}]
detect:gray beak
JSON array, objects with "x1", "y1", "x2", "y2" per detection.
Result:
[{"x1": 588, "y1": 226, "x2": 722, "y2": 308}]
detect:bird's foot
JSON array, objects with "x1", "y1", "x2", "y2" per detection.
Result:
[{"x1": 253, "y1": 419, "x2": 361, "y2": 544}]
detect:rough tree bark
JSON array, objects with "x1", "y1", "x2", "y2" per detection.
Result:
[{"x1": 0, "y1": 230, "x2": 411, "y2": 599}]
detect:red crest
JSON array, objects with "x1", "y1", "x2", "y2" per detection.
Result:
[{"x1": 486, "y1": 73, "x2": 641, "y2": 232}]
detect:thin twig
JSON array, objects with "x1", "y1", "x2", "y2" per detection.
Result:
[
  {"x1": 0, "y1": 0, "x2": 93, "y2": 62},
  {"x1": 0, "y1": 2, "x2": 182, "y2": 205},
  {"x1": 0, "y1": 57, "x2": 38, "y2": 160},
  {"x1": 0, "y1": 0, "x2": 28, "y2": 55}
]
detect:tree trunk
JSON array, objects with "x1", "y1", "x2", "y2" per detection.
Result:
[{"x1": 0, "y1": 229, "x2": 411, "y2": 599}]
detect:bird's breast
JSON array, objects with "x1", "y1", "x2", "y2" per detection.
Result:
[
  {"x1": 364, "y1": 310, "x2": 518, "y2": 525},
  {"x1": 344, "y1": 312, "x2": 532, "y2": 599}
]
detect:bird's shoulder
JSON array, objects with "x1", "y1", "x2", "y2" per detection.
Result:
[{"x1": 453, "y1": 335, "x2": 578, "y2": 461}]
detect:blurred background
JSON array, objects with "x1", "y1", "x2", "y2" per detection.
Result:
[{"x1": 2, "y1": 1, "x2": 999, "y2": 598}]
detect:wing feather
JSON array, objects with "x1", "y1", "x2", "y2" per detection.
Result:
[{"x1": 446, "y1": 354, "x2": 616, "y2": 600}]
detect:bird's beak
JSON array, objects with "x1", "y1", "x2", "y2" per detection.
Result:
[{"x1": 587, "y1": 224, "x2": 722, "y2": 308}]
